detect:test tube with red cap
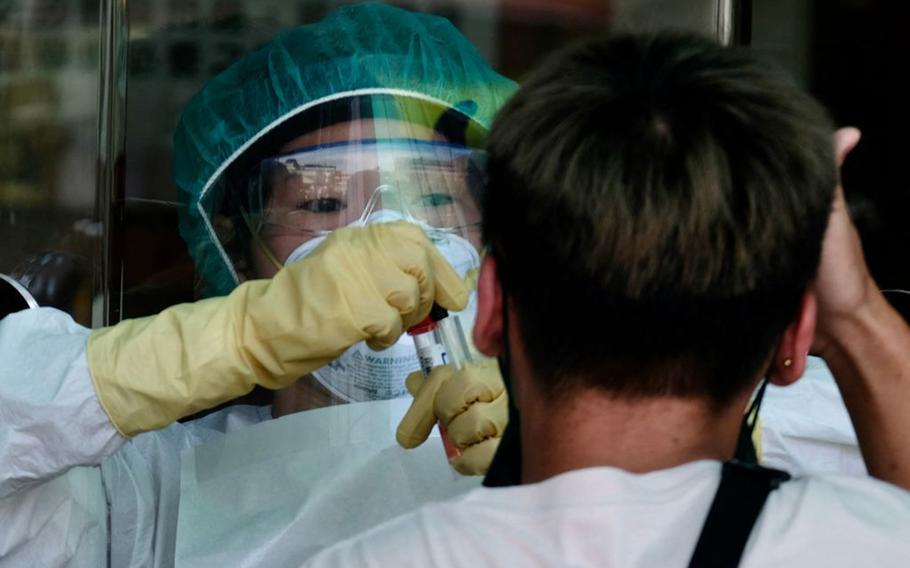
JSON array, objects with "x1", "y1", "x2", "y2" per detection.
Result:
[
  {"x1": 407, "y1": 304, "x2": 464, "y2": 461},
  {"x1": 409, "y1": 304, "x2": 450, "y2": 375}
]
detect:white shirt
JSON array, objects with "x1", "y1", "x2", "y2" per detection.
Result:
[{"x1": 306, "y1": 460, "x2": 910, "y2": 567}]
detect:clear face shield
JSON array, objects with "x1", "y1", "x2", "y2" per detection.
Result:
[{"x1": 214, "y1": 95, "x2": 486, "y2": 403}]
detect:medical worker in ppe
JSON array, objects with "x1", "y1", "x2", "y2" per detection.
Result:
[{"x1": 0, "y1": 4, "x2": 513, "y2": 566}]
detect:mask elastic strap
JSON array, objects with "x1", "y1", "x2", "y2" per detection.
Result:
[
  {"x1": 733, "y1": 377, "x2": 769, "y2": 464},
  {"x1": 240, "y1": 208, "x2": 284, "y2": 272}
]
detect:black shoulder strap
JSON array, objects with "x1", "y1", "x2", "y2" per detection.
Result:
[{"x1": 687, "y1": 461, "x2": 791, "y2": 568}]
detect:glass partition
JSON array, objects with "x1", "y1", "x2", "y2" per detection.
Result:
[
  {"x1": 118, "y1": 0, "x2": 615, "y2": 319},
  {"x1": 4, "y1": 0, "x2": 765, "y2": 324},
  {"x1": 0, "y1": 0, "x2": 101, "y2": 326}
]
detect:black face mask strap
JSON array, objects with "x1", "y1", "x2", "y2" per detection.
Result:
[
  {"x1": 688, "y1": 375, "x2": 790, "y2": 568},
  {"x1": 482, "y1": 282, "x2": 524, "y2": 487},
  {"x1": 733, "y1": 377, "x2": 769, "y2": 465}
]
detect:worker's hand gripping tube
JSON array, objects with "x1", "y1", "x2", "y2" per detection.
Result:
[{"x1": 407, "y1": 304, "x2": 467, "y2": 461}]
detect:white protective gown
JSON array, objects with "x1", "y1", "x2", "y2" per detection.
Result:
[
  {"x1": 0, "y1": 308, "x2": 475, "y2": 567},
  {"x1": 0, "y1": 307, "x2": 869, "y2": 567}
]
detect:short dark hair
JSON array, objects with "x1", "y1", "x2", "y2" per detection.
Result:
[{"x1": 483, "y1": 33, "x2": 836, "y2": 405}]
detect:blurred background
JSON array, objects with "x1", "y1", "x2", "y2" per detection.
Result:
[{"x1": 1, "y1": 0, "x2": 906, "y2": 326}]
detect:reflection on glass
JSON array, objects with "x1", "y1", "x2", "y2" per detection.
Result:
[
  {"x1": 168, "y1": 40, "x2": 199, "y2": 76},
  {"x1": 119, "y1": 0, "x2": 611, "y2": 317},
  {"x1": 0, "y1": 0, "x2": 100, "y2": 325}
]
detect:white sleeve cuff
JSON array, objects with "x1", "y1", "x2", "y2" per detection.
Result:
[{"x1": 0, "y1": 308, "x2": 125, "y2": 498}]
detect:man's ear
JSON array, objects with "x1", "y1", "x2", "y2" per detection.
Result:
[
  {"x1": 473, "y1": 255, "x2": 504, "y2": 357},
  {"x1": 769, "y1": 290, "x2": 817, "y2": 386}
]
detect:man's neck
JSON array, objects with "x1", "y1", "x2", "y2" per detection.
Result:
[{"x1": 519, "y1": 385, "x2": 749, "y2": 484}]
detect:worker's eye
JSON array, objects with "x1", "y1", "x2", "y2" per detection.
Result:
[
  {"x1": 298, "y1": 198, "x2": 345, "y2": 213},
  {"x1": 418, "y1": 193, "x2": 455, "y2": 207}
]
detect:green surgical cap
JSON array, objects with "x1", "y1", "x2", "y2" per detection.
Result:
[{"x1": 174, "y1": 2, "x2": 517, "y2": 297}]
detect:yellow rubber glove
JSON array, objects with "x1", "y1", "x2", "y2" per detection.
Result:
[
  {"x1": 397, "y1": 358, "x2": 508, "y2": 475},
  {"x1": 88, "y1": 222, "x2": 467, "y2": 437}
]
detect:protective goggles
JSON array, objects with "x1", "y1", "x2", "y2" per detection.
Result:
[{"x1": 246, "y1": 139, "x2": 485, "y2": 237}]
